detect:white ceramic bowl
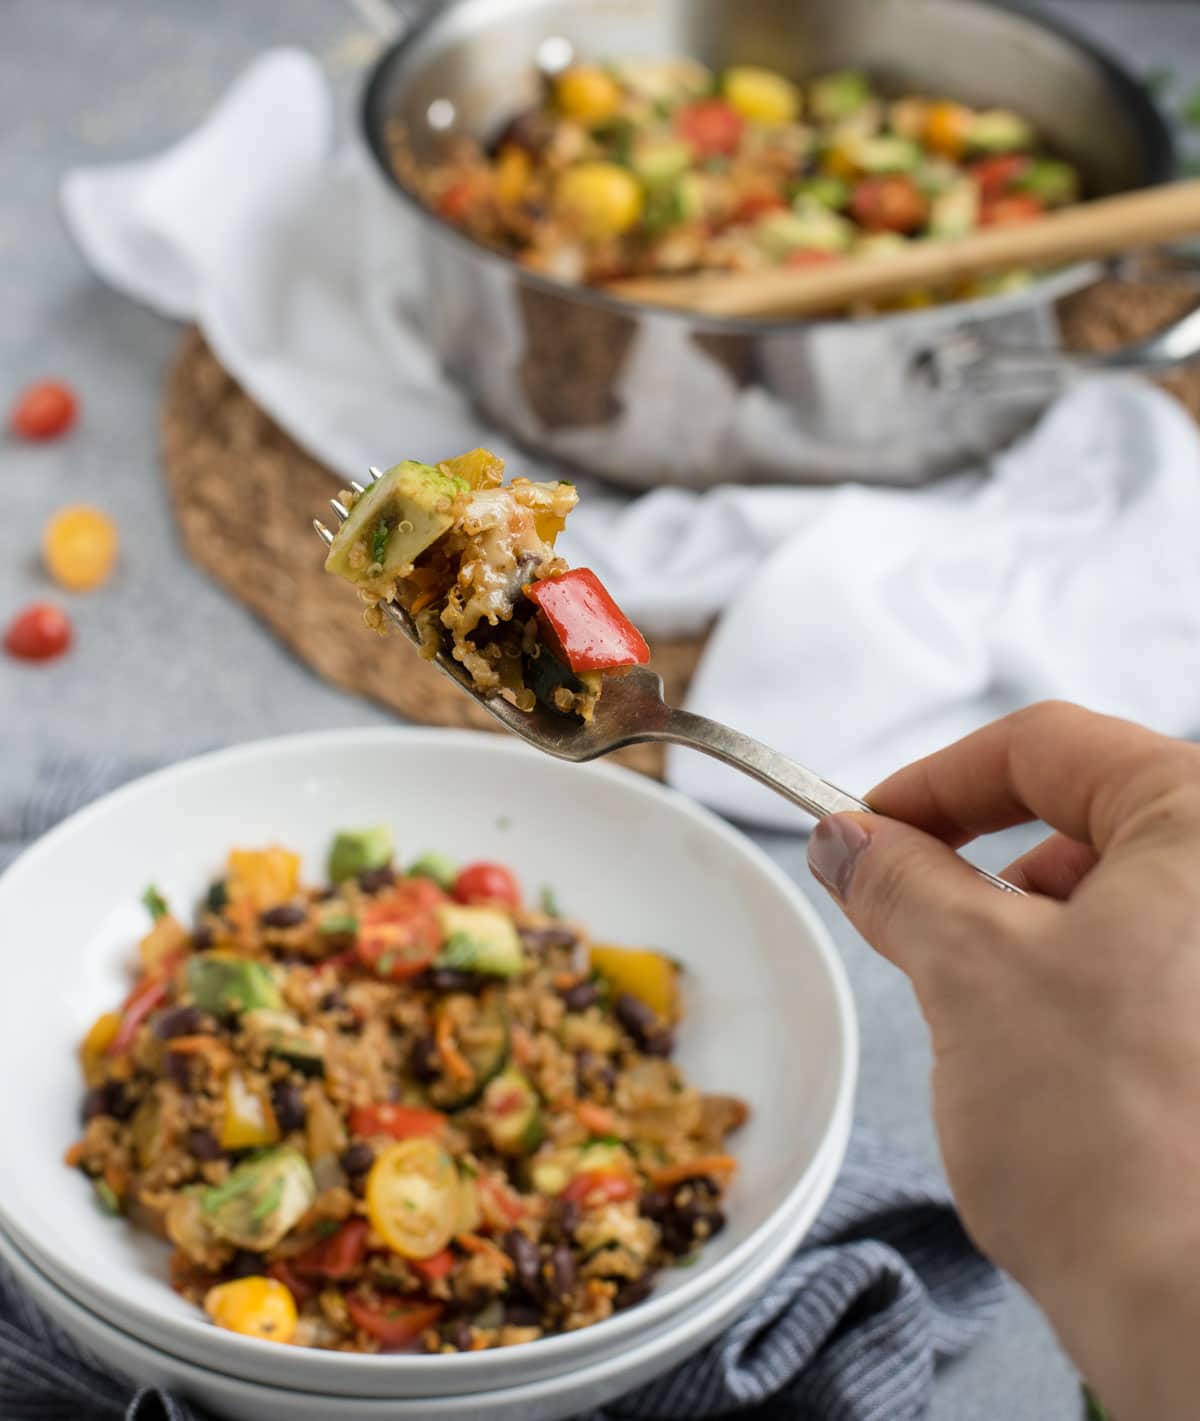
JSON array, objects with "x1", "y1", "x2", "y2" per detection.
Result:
[
  {"x1": 0, "y1": 728, "x2": 856, "y2": 1397},
  {"x1": 0, "y1": 1122, "x2": 849, "y2": 1421}
]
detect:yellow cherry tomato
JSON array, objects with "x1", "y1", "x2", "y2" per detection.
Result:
[
  {"x1": 495, "y1": 144, "x2": 532, "y2": 207},
  {"x1": 204, "y1": 1277, "x2": 297, "y2": 1343},
  {"x1": 923, "y1": 100, "x2": 973, "y2": 158},
  {"x1": 42, "y1": 505, "x2": 118, "y2": 592},
  {"x1": 723, "y1": 66, "x2": 800, "y2": 124},
  {"x1": 366, "y1": 1138, "x2": 461, "y2": 1259},
  {"x1": 555, "y1": 162, "x2": 643, "y2": 240},
  {"x1": 554, "y1": 64, "x2": 622, "y2": 125}
]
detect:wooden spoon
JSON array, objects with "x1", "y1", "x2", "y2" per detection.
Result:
[{"x1": 607, "y1": 178, "x2": 1200, "y2": 319}]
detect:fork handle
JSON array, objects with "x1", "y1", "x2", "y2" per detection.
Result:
[{"x1": 658, "y1": 707, "x2": 1024, "y2": 897}]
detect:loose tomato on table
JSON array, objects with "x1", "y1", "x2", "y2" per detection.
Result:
[
  {"x1": 355, "y1": 879, "x2": 445, "y2": 981},
  {"x1": 452, "y1": 861, "x2": 521, "y2": 909},
  {"x1": 675, "y1": 99, "x2": 744, "y2": 158},
  {"x1": 525, "y1": 568, "x2": 650, "y2": 675},
  {"x1": 43, "y1": 506, "x2": 119, "y2": 592},
  {"x1": 4, "y1": 602, "x2": 73, "y2": 661},
  {"x1": 850, "y1": 175, "x2": 927, "y2": 234},
  {"x1": 346, "y1": 1293, "x2": 444, "y2": 1349},
  {"x1": 981, "y1": 192, "x2": 1044, "y2": 226},
  {"x1": 292, "y1": 1218, "x2": 370, "y2": 1280},
  {"x1": 561, "y1": 1170, "x2": 638, "y2": 1207},
  {"x1": 349, "y1": 1103, "x2": 448, "y2": 1142},
  {"x1": 9, "y1": 379, "x2": 78, "y2": 440}
]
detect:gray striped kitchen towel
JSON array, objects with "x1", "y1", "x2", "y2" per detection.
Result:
[{"x1": 0, "y1": 755, "x2": 1006, "y2": 1421}]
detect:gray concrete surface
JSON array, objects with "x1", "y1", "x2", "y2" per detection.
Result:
[{"x1": 4, "y1": 1, "x2": 1198, "y2": 1416}]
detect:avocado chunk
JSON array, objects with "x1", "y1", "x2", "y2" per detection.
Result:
[
  {"x1": 185, "y1": 953, "x2": 283, "y2": 1017},
  {"x1": 482, "y1": 1068, "x2": 544, "y2": 1155},
  {"x1": 755, "y1": 205, "x2": 853, "y2": 260},
  {"x1": 1016, "y1": 158, "x2": 1079, "y2": 207},
  {"x1": 809, "y1": 69, "x2": 872, "y2": 123},
  {"x1": 791, "y1": 176, "x2": 849, "y2": 210},
  {"x1": 407, "y1": 851, "x2": 458, "y2": 891},
  {"x1": 328, "y1": 825, "x2": 394, "y2": 884},
  {"x1": 324, "y1": 461, "x2": 466, "y2": 588},
  {"x1": 928, "y1": 178, "x2": 980, "y2": 237},
  {"x1": 855, "y1": 136, "x2": 921, "y2": 174},
  {"x1": 967, "y1": 109, "x2": 1034, "y2": 153},
  {"x1": 200, "y1": 1146, "x2": 316, "y2": 1250},
  {"x1": 632, "y1": 137, "x2": 693, "y2": 188},
  {"x1": 435, "y1": 904, "x2": 526, "y2": 978}
]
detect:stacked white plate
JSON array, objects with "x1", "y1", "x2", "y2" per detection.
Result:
[{"x1": 0, "y1": 730, "x2": 857, "y2": 1420}]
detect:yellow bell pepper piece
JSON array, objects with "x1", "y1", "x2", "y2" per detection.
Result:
[
  {"x1": 723, "y1": 66, "x2": 800, "y2": 125},
  {"x1": 226, "y1": 847, "x2": 300, "y2": 910},
  {"x1": 495, "y1": 144, "x2": 532, "y2": 207},
  {"x1": 923, "y1": 100, "x2": 973, "y2": 159},
  {"x1": 220, "y1": 1070, "x2": 280, "y2": 1151},
  {"x1": 589, "y1": 944, "x2": 680, "y2": 1021},
  {"x1": 81, "y1": 1011, "x2": 121, "y2": 1071},
  {"x1": 554, "y1": 64, "x2": 622, "y2": 125},
  {"x1": 556, "y1": 163, "x2": 643, "y2": 240},
  {"x1": 205, "y1": 1277, "x2": 297, "y2": 1343},
  {"x1": 439, "y1": 447, "x2": 505, "y2": 490}
]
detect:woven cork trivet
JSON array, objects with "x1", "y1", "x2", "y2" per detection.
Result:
[
  {"x1": 160, "y1": 266, "x2": 1200, "y2": 778},
  {"x1": 159, "y1": 330, "x2": 701, "y2": 778}
]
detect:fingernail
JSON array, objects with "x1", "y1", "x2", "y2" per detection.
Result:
[{"x1": 808, "y1": 816, "x2": 870, "y2": 899}]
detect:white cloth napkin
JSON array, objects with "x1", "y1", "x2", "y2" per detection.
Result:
[{"x1": 61, "y1": 48, "x2": 1200, "y2": 830}]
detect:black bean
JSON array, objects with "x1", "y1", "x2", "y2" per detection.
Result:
[
  {"x1": 164, "y1": 1053, "x2": 192, "y2": 1091},
  {"x1": 191, "y1": 924, "x2": 214, "y2": 951},
  {"x1": 547, "y1": 1196, "x2": 581, "y2": 1240},
  {"x1": 519, "y1": 925, "x2": 578, "y2": 954},
  {"x1": 546, "y1": 1244, "x2": 577, "y2": 1302},
  {"x1": 358, "y1": 865, "x2": 396, "y2": 895},
  {"x1": 81, "y1": 1086, "x2": 112, "y2": 1123},
  {"x1": 340, "y1": 1142, "x2": 375, "y2": 1177},
  {"x1": 613, "y1": 1274, "x2": 657, "y2": 1311},
  {"x1": 559, "y1": 980, "x2": 599, "y2": 1012},
  {"x1": 639, "y1": 1189, "x2": 671, "y2": 1222},
  {"x1": 614, "y1": 992, "x2": 657, "y2": 1042},
  {"x1": 260, "y1": 902, "x2": 307, "y2": 929},
  {"x1": 228, "y1": 1249, "x2": 264, "y2": 1280},
  {"x1": 106, "y1": 1082, "x2": 136, "y2": 1121},
  {"x1": 318, "y1": 990, "x2": 346, "y2": 1013},
  {"x1": 576, "y1": 1048, "x2": 616, "y2": 1095},
  {"x1": 423, "y1": 967, "x2": 483, "y2": 994},
  {"x1": 503, "y1": 1301, "x2": 543, "y2": 1328},
  {"x1": 154, "y1": 1005, "x2": 206, "y2": 1040},
  {"x1": 503, "y1": 1229, "x2": 542, "y2": 1298},
  {"x1": 641, "y1": 1029, "x2": 675, "y2": 1058},
  {"x1": 271, "y1": 1082, "x2": 307, "y2": 1133},
  {"x1": 188, "y1": 1128, "x2": 224, "y2": 1162},
  {"x1": 409, "y1": 1034, "x2": 440, "y2": 1083},
  {"x1": 448, "y1": 1318, "x2": 474, "y2": 1351}
]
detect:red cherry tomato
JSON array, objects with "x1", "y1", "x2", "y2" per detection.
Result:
[
  {"x1": 345, "y1": 1294, "x2": 443, "y2": 1349},
  {"x1": 292, "y1": 1219, "x2": 370, "y2": 1280},
  {"x1": 355, "y1": 879, "x2": 445, "y2": 981},
  {"x1": 676, "y1": 99, "x2": 744, "y2": 158},
  {"x1": 561, "y1": 1171, "x2": 638, "y2": 1207},
  {"x1": 349, "y1": 1103, "x2": 448, "y2": 1142},
  {"x1": 267, "y1": 1259, "x2": 318, "y2": 1306},
  {"x1": 4, "y1": 602, "x2": 73, "y2": 662},
  {"x1": 970, "y1": 154, "x2": 1031, "y2": 200},
  {"x1": 9, "y1": 380, "x2": 79, "y2": 441},
  {"x1": 850, "y1": 175, "x2": 928, "y2": 234},
  {"x1": 732, "y1": 191, "x2": 788, "y2": 224},
  {"x1": 412, "y1": 1249, "x2": 455, "y2": 1285},
  {"x1": 452, "y1": 861, "x2": 522, "y2": 908},
  {"x1": 980, "y1": 192, "x2": 1044, "y2": 226},
  {"x1": 786, "y1": 247, "x2": 842, "y2": 268}
]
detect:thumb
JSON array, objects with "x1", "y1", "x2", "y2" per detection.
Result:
[{"x1": 807, "y1": 812, "x2": 1035, "y2": 985}]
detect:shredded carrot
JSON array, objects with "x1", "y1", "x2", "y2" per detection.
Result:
[
  {"x1": 648, "y1": 1155, "x2": 739, "y2": 1189},
  {"x1": 164, "y1": 1036, "x2": 233, "y2": 1071},
  {"x1": 436, "y1": 1013, "x2": 475, "y2": 1083},
  {"x1": 510, "y1": 1025, "x2": 534, "y2": 1068},
  {"x1": 455, "y1": 1232, "x2": 515, "y2": 1274},
  {"x1": 574, "y1": 1101, "x2": 618, "y2": 1136},
  {"x1": 552, "y1": 972, "x2": 584, "y2": 991},
  {"x1": 63, "y1": 1141, "x2": 85, "y2": 1168},
  {"x1": 103, "y1": 1162, "x2": 129, "y2": 1199},
  {"x1": 409, "y1": 587, "x2": 441, "y2": 616}
]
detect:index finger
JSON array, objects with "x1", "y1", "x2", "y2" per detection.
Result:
[{"x1": 866, "y1": 701, "x2": 1199, "y2": 852}]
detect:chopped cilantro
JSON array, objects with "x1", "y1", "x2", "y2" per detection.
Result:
[
  {"x1": 313, "y1": 1218, "x2": 342, "y2": 1238},
  {"x1": 377, "y1": 952, "x2": 396, "y2": 977},
  {"x1": 250, "y1": 1177, "x2": 284, "y2": 1223},
  {"x1": 403, "y1": 1198, "x2": 418, "y2": 1211},
  {"x1": 371, "y1": 518, "x2": 389, "y2": 565},
  {"x1": 205, "y1": 879, "x2": 228, "y2": 914},
  {"x1": 141, "y1": 884, "x2": 169, "y2": 921},
  {"x1": 93, "y1": 1178, "x2": 122, "y2": 1215},
  {"x1": 319, "y1": 913, "x2": 357, "y2": 935}
]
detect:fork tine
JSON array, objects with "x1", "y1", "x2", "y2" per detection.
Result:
[
  {"x1": 330, "y1": 498, "x2": 350, "y2": 523},
  {"x1": 349, "y1": 480, "x2": 365, "y2": 495},
  {"x1": 368, "y1": 466, "x2": 385, "y2": 482},
  {"x1": 313, "y1": 519, "x2": 334, "y2": 546}
]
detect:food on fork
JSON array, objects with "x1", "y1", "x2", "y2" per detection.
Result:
[
  {"x1": 68, "y1": 835, "x2": 747, "y2": 1351},
  {"x1": 323, "y1": 449, "x2": 649, "y2": 721}
]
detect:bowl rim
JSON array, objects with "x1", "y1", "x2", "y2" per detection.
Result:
[
  {"x1": 0, "y1": 725, "x2": 858, "y2": 1378},
  {"x1": 359, "y1": 0, "x2": 1175, "y2": 336}
]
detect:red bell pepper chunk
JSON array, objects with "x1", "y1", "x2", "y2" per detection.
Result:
[
  {"x1": 971, "y1": 153, "x2": 1031, "y2": 199},
  {"x1": 268, "y1": 1259, "x2": 319, "y2": 1305},
  {"x1": 355, "y1": 880, "x2": 446, "y2": 982},
  {"x1": 292, "y1": 1218, "x2": 370, "y2": 1280},
  {"x1": 676, "y1": 99, "x2": 744, "y2": 157},
  {"x1": 345, "y1": 1293, "x2": 443, "y2": 1349},
  {"x1": 349, "y1": 1103, "x2": 448, "y2": 1142},
  {"x1": 980, "y1": 192, "x2": 1044, "y2": 227},
  {"x1": 561, "y1": 1170, "x2": 638, "y2": 1207},
  {"x1": 412, "y1": 1248, "x2": 455, "y2": 1285},
  {"x1": 525, "y1": 568, "x2": 650, "y2": 675},
  {"x1": 110, "y1": 977, "x2": 170, "y2": 1055}
]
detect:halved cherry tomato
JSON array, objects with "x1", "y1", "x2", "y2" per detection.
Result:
[
  {"x1": 9, "y1": 380, "x2": 78, "y2": 440},
  {"x1": 971, "y1": 154, "x2": 1031, "y2": 199},
  {"x1": 980, "y1": 192, "x2": 1044, "y2": 226},
  {"x1": 452, "y1": 861, "x2": 521, "y2": 909},
  {"x1": 267, "y1": 1259, "x2": 318, "y2": 1307},
  {"x1": 412, "y1": 1248, "x2": 455, "y2": 1284},
  {"x1": 561, "y1": 1170, "x2": 638, "y2": 1207},
  {"x1": 732, "y1": 191, "x2": 788, "y2": 224},
  {"x1": 525, "y1": 568, "x2": 650, "y2": 675},
  {"x1": 345, "y1": 1293, "x2": 444, "y2": 1349},
  {"x1": 355, "y1": 880, "x2": 446, "y2": 981},
  {"x1": 292, "y1": 1219, "x2": 370, "y2": 1280},
  {"x1": 110, "y1": 977, "x2": 169, "y2": 1056},
  {"x1": 350, "y1": 1104, "x2": 448, "y2": 1142},
  {"x1": 675, "y1": 99, "x2": 744, "y2": 158},
  {"x1": 365, "y1": 1139, "x2": 461, "y2": 1258},
  {"x1": 4, "y1": 602, "x2": 73, "y2": 661},
  {"x1": 787, "y1": 247, "x2": 842, "y2": 268},
  {"x1": 850, "y1": 175, "x2": 927, "y2": 234}
]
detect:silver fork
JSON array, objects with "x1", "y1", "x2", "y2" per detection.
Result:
[{"x1": 315, "y1": 479, "x2": 1022, "y2": 897}]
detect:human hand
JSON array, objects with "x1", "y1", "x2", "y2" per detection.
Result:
[{"x1": 807, "y1": 702, "x2": 1200, "y2": 1421}]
